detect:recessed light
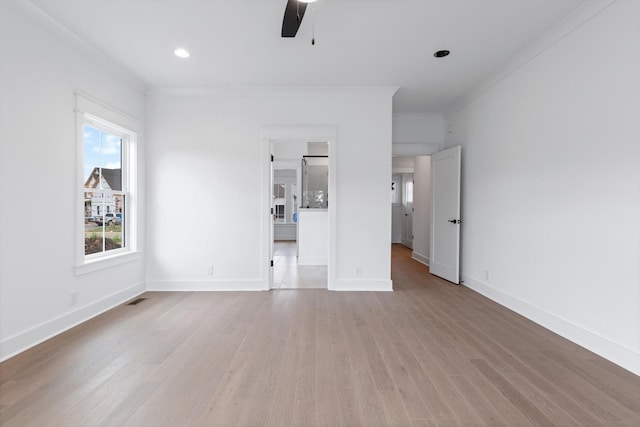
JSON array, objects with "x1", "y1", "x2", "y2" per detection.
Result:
[
  {"x1": 434, "y1": 50, "x2": 450, "y2": 58},
  {"x1": 174, "y1": 48, "x2": 190, "y2": 58}
]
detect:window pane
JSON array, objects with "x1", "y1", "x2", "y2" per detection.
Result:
[
  {"x1": 106, "y1": 194, "x2": 124, "y2": 251},
  {"x1": 273, "y1": 183, "x2": 285, "y2": 198},
  {"x1": 84, "y1": 124, "x2": 122, "y2": 191},
  {"x1": 100, "y1": 131, "x2": 122, "y2": 191},
  {"x1": 274, "y1": 205, "x2": 285, "y2": 223},
  {"x1": 84, "y1": 191, "x2": 124, "y2": 255},
  {"x1": 84, "y1": 125, "x2": 100, "y2": 190}
]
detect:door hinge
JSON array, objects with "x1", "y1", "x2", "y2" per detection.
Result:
[
  {"x1": 271, "y1": 207, "x2": 273, "y2": 215},
  {"x1": 270, "y1": 260, "x2": 274, "y2": 267},
  {"x1": 271, "y1": 154, "x2": 274, "y2": 162}
]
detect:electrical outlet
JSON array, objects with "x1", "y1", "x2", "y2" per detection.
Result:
[
  {"x1": 484, "y1": 270, "x2": 490, "y2": 281},
  {"x1": 207, "y1": 265, "x2": 214, "y2": 276},
  {"x1": 70, "y1": 290, "x2": 78, "y2": 306},
  {"x1": 355, "y1": 265, "x2": 362, "y2": 276}
]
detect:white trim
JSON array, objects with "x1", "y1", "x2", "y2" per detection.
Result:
[
  {"x1": 147, "y1": 86, "x2": 399, "y2": 98},
  {"x1": 146, "y1": 280, "x2": 264, "y2": 292},
  {"x1": 8, "y1": 1, "x2": 145, "y2": 93},
  {"x1": 392, "y1": 143, "x2": 442, "y2": 156},
  {"x1": 76, "y1": 92, "x2": 143, "y2": 134},
  {"x1": 446, "y1": 0, "x2": 617, "y2": 115},
  {"x1": 74, "y1": 251, "x2": 142, "y2": 276},
  {"x1": 461, "y1": 273, "x2": 640, "y2": 376},
  {"x1": 0, "y1": 282, "x2": 145, "y2": 362},
  {"x1": 411, "y1": 252, "x2": 429, "y2": 267},
  {"x1": 401, "y1": 238, "x2": 413, "y2": 248},
  {"x1": 332, "y1": 279, "x2": 393, "y2": 292},
  {"x1": 77, "y1": 95, "x2": 141, "y2": 268},
  {"x1": 262, "y1": 125, "x2": 338, "y2": 291},
  {"x1": 393, "y1": 113, "x2": 443, "y2": 120}
]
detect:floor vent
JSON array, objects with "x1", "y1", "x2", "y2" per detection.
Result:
[{"x1": 125, "y1": 297, "x2": 147, "y2": 306}]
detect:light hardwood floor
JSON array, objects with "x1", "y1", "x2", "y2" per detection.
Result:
[{"x1": 1, "y1": 244, "x2": 639, "y2": 426}]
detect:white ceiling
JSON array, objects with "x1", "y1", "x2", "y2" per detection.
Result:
[{"x1": 30, "y1": 0, "x2": 587, "y2": 113}]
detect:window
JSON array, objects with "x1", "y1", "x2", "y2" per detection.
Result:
[
  {"x1": 391, "y1": 179, "x2": 399, "y2": 203},
  {"x1": 405, "y1": 181, "x2": 413, "y2": 203},
  {"x1": 273, "y1": 184, "x2": 285, "y2": 198},
  {"x1": 273, "y1": 183, "x2": 286, "y2": 223},
  {"x1": 274, "y1": 204, "x2": 285, "y2": 222},
  {"x1": 82, "y1": 117, "x2": 133, "y2": 259}
]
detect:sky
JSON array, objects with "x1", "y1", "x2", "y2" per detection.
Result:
[{"x1": 84, "y1": 124, "x2": 122, "y2": 188}]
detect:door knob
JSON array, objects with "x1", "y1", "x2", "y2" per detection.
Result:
[{"x1": 448, "y1": 219, "x2": 461, "y2": 224}]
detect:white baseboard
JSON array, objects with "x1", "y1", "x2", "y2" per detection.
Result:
[
  {"x1": 401, "y1": 239, "x2": 412, "y2": 248},
  {"x1": 411, "y1": 252, "x2": 429, "y2": 266},
  {"x1": 331, "y1": 279, "x2": 393, "y2": 292},
  {"x1": 0, "y1": 281, "x2": 145, "y2": 363},
  {"x1": 297, "y1": 257, "x2": 328, "y2": 266},
  {"x1": 461, "y1": 273, "x2": 640, "y2": 376},
  {"x1": 146, "y1": 279, "x2": 265, "y2": 291}
]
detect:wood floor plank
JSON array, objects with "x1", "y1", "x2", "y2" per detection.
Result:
[
  {"x1": 1, "y1": 244, "x2": 639, "y2": 426},
  {"x1": 378, "y1": 390, "x2": 413, "y2": 427},
  {"x1": 356, "y1": 294, "x2": 432, "y2": 421},
  {"x1": 315, "y1": 292, "x2": 343, "y2": 427},
  {"x1": 337, "y1": 293, "x2": 389, "y2": 427},
  {"x1": 327, "y1": 293, "x2": 366, "y2": 427}
]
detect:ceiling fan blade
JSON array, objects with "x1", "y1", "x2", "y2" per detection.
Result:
[{"x1": 281, "y1": 0, "x2": 308, "y2": 38}]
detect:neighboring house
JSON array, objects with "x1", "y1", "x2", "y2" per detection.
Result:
[{"x1": 83, "y1": 167, "x2": 122, "y2": 220}]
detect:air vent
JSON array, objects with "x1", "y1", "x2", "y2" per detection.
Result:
[{"x1": 125, "y1": 297, "x2": 147, "y2": 306}]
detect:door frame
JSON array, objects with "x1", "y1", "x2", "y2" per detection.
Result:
[{"x1": 261, "y1": 125, "x2": 337, "y2": 290}]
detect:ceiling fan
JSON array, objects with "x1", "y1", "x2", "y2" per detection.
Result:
[{"x1": 281, "y1": 0, "x2": 316, "y2": 38}]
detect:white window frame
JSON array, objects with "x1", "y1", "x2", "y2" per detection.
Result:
[
  {"x1": 74, "y1": 93, "x2": 141, "y2": 275},
  {"x1": 83, "y1": 118, "x2": 130, "y2": 260}
]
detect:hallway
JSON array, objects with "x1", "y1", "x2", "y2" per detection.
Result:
[{"x1": 272, "y1": 241, "x2": 327, "y2": 289}]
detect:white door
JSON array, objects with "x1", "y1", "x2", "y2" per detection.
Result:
[
  {"x1": 269, "y1": 153, "x2": 275, "y2": 288},
  {"x1": 430, "y1": 146, "x2": 461, "y2": 283},
  {"x1": 402, "y1": 174, "x2": 413, "y2": 249}
]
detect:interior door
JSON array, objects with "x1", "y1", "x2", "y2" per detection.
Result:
[
  {"x1": 402, "y1": 174, "x2": 413, "y2": 249},
  {"x1": 430, "y1": 146, "x2": 461, "y2": 283},
  {"x1": 269, "y1": 152, "x2": 275, "y2": 288}
]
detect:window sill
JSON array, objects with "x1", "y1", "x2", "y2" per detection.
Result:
[{"x1": 75, "y1": 251, "x2": 141, "y2": 276}]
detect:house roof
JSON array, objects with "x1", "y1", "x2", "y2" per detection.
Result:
[{"x1": 84, "y1": 167, "x2": 122, "y2": 191}]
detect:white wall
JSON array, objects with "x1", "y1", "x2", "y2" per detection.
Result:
[
  {"x1": 412, "y1": 156, "x2": 431, "y2": 266},
  {"x1": 145, "y1": 88, "x2": 394, "y2": 291},
  {"x1": 0, "y1": 3, "x2": 146, "y2": 360},
  {"x1": 392, "y1": 156, "x2": 415, "y2": 174},
  {"x1": 392, "y1": 113, "x2": 444, "y2": 156},
  {"x1": 444, "y1": 0, "x2": 640, "y2": 374}
]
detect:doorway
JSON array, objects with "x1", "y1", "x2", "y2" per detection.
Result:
[
  {"x1": 261, "y1": 125, "x2": 337, "y2": 291},
  {"x1": 270, "y1": 143, "x2": 328, "y2": 289},
  {"x1": 391, "y1": 155, "x2": 431, "y2": 265}
]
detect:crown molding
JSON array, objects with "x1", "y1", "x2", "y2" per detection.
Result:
[
  {"x1": 145, "y1": 85, "x2": 399, "y2": 97},
  {"x1": 445, "y1": 0, "x2": 616, "y2": 116},
  {"x1": 393, "y1": 112, "x2": 444, "y2": 120},
  {"x1": 11, "y1": 0, "x2": 146, "y2": 94}
]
